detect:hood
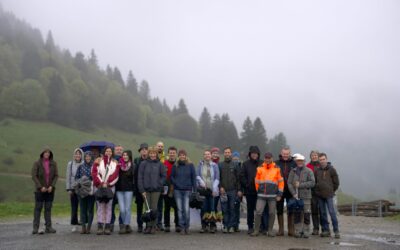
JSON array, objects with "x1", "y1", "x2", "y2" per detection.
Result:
[
  {"x1": 73, "y1": 148, "x2": 84, "y2": 164},
  {"x1": 40, "y1": 146, "x2": 53, "y2": 160},
  {"x1": 84, "y1": 151, "x2": 93, "y2": 165},
  {"x1": 248, "y1": 146, "x2": 260, "y2": 160}
]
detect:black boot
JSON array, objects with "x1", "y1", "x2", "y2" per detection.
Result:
[
  {"x1": 104, "y1": 224, "x2": 111, "y2": 235},
  {"x1": 97, "y1": 223, "x2": 104, "y2": 235}
]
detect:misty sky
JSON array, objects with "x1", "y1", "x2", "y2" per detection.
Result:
[{"x1": 1, "y1": 0, "x2": 399, "y2": 198}]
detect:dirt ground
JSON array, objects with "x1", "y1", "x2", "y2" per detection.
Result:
[{"x1": 0, "y1": 215, "x2": 399, "y2": 250}]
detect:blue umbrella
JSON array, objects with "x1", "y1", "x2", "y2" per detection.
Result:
[{"x1": 79, "y1": 141, "x2": 115, "y2": 153}]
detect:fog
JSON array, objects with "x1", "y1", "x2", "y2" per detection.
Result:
[{"x1": 2, "y1": 0, "x2": 399, "y2": 198}]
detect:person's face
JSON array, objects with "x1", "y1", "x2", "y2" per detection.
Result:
[
  {"x1": 250, "y1": 153, "x2": 258, "y2": 161},
  {"x1": 122, "y1": 152, "x2": 130, "y2": 162},
  {"x1": 281, "y1": 149, "x2": 291, "y2": 161},
  {"x1": 140, "y1": 148, "x2": 148, "y2": 158},
  {"x1": 92, "y1": 148, "x2": 100, "y2": 158},
  {"x1": 178, "y1": 153, "x2": 186, "y2": 162},
  {"x1": 157, "y1": 143, "x2": 164, "y2": 153},
  {"x1": 319, "y1": 156, "x2": 328, "y2": 167},
  {"x1": 224, "y1": 149, "x2": 232, "y2": 160},
  {"x1": 264, "y1": 157, "x2": 273, "y2": 164},
  {"x1": 74, "y1": 151, "x2": 82, "y2": 162},
  {"x1": 115, "y1": 146, "x2": 123, "y2": 156},
  {"x1": 104, "y1": 148, "x2": 112, "y2": 158},
  {"x1": 211, "y1": 151, "x2": 219, "y2": 159},
  {"x1": 204, "y1": 151, "x2": 212, "y2": 162},
  {"x1": 168, "y1": 150, "x2": 177, "y2": 161},
  {"x1": 295, "y1": 160, "x2": 305, "y2": 167},
  {"x1": 43, "y1": 151, "x2": 50, "y2": 159},
  {"x1": 149, "y1": 151, "x2": 157, "y2": 160},
  {"x1": 84, "y1": 154, "x2": 92, "y2": 163},
  {"x1": 311, "y1": 152, "x2": 319, "y2": 162}
]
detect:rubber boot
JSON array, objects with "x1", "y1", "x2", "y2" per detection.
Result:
[
  {"x1": 97, "y1": 223, "x2": 104, "y2": 235},
  {"x1": 277, "y1": 215, "x2": 284, "y2": 236},
  {"x1": 303, "y1": 223, "x2": 310, "y2": 238},
  {"x1": 267, "y1": 215, "x2": 276, "y2": 237},
  {"x1": 250, "y1": 215, "x2": 261, "y2": 237},
  {"x1": 288, "y1": 213, "x2": 294, "y2": 237},
  {"x1": 294, "y1": 223, "x2": 302, "y2": 238},
  {"x1": 104, "y1": 224, "x2": 111, "y2": 235},
  {"x1": 126, "y1": 225, "x2": 133, "y2": 234}
]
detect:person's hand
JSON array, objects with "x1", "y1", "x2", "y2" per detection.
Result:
[
  {"x1": 142, "y1": 192, "x2": 146, "y2": 198},
  {"x1": 237, "y1": 191, "x2": 243, "y2": 198},
  {"x1": 68, "y1": 190, "x2": 73, "y2": 196},
  {"x1": 200, "y1": 183, "x2": 206, "y2": 188},
  {"x1": 276, "y1": 196, "x2": 282, "y2": 202},
  {"x1": 219, "y1": 187, "x2": 225, "y2": 194},
  {"x1": 293, "y1": 194, "x2": 299, "y2": 200},
  {"x1": 294, "y1": 181, "x2": 300, "y2": 188},
  {"x1": 40, "y1": 187, "x2": 47, "y2": 193},
  {"x1": 212, "y1": 191, "x2": 218, "y2": 197},
  {"x1": 47, "y1": 186, "x2": 53, "y2": 193},
  {"x1": 102, "y1": 183, "x2": 107, "y2": 188}
]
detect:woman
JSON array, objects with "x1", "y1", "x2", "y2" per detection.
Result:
[
  {"x1": 306, "y1": 150, "x2": 321, "y2": 235},
  {"x1": 31, "y1": 147, "x2": 58, "y2": 234},
  {"x1": 66, "y1": 148, "x2": 84, "y2": 232},
  {"x1": 116, "y1": 150, "x2": 135, "y2": 234},
  {"x1": 288, "y1": 153, "x2": 315, "y2": 238},
  {"x1": 196, "y1": 149, "x2": 220, "y2": 234},
  {"x1": 138, "y1": 146, "x2": 166, "y2": 234},
  {"x1": 171, "y1": 149, "x2": 196, "y2": 235},
  {"x1": 91, "y1": 146, "x2": 120, "y2": 235},
  {"x1": 75, "y1": 151, "x2": 95, "y2": 234}
]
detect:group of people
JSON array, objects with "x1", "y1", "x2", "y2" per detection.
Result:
[{"x1": 31, "y1": 141, "x2": 340, "y2": 239}]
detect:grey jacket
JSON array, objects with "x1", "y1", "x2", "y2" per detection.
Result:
[
  {"x1": 138, "y1": 159, "x2": 166, "y2": 193},
  {"x1": 288, "y1": 166, "x2": 315, "y2": 200},
  {"x1": 66, "y1": 148, "x2": 84, "y2": 191}
]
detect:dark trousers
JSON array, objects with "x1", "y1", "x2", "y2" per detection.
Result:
[
  {"x1": 33, "y1": 192, "x2": 54, "y2": 229},
  {"x1": 277, "y1": 194, "x2": 293, "y2": 215},
  {"x1": 221, "y1": 191, "x2": 237, "y2": 228},
  {"x1": 157, "y1": 194, "x2": 164, "y2": 226},
  {"x1": 111, "y1": 195, "x2": 122, "y2": 225},
  {"x1": 201, "y1": 194, "x2": 216, "y2": 227},
  {"x1": 246, "y1": 194, "x2": 268, "y2": 230},
  {"x1": 79, "y1": 195, "x2": 95, "y2": 226},
  {"x1": 234, "y1": 196, "x2": 241, "y2": 228},
  {"x1": 70, "y1": 192, "x2": 79, "y2": 225},
  {"x1": 164, "y1": 195, "x2": 178, "y2": 227},
  {"x1": 311, "y1": 194, "x2": 320, "y2": 231},
  {"x1": 135, "y1": 193, "x2": 144, "y2": 228}
]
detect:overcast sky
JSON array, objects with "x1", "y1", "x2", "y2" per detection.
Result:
[{"x1": 2, "y1": 0, "x2": 399, "y2": 198}]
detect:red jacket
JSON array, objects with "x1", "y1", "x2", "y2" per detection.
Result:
[
  {"x1": 306, "y1": 162, "x2": 320, "y2": 173},
  {"x1": 164, "y1": 159, "x2": 175, "y2": 182}
]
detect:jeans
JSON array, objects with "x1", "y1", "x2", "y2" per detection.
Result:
[
  {"x1": 221, "y1": 190, "x2": 237, "y2": 229},
  {"x1": 79, "y1": 195, "x2": 95, "y2": 226},
  {"x1": 164, "y1": 195, "x2": 178, "y2": 227},
  {"x1": 157, "y1": 194, "x2": 164, "y2": 227},
  {"x1": 116, "y1": 191, "x2": 133, "y2": 225},
  {"x1": 234, "y1": 196, "x2": 241, "y2": 228},
  {"x1": 111, "y1": 196, "x2": 122, "y2": 225},
  {"x1": 201, "y1": 193, "x2": 216, "y2": 227},
  {"x1": 70, "y1": 192, "x2": 79, "y2": 225},
  {"x1": 318, "y1": 197, "x2": 339, "y2": 232},
  {"x1": 174, "y1": 190, "x2": 191, "y2": 229}
]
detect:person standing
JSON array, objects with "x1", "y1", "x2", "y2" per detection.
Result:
[
  {"x1": 232, "y1": 151, "x2": 242, "y2": 232},
  {"x1": 134, "y1": 143, "x2": 148, "y2": 233},
  {"x1": 163, "y1": 146, "x2": 180, "y2": 232},
  {"x1": 251, "y1": 152, "x2": 283, "y2": 237},
  {"x1": 138, "y1": 146, "x2": 167, "y2": 234},
  {"x1": 315, "y1": 153, "x2": 340, "y2": 238},
  {"x1": 66, "y1": 148, "x2": 84, "y2": 232},
  {"x1": 110, "y1": 145, "x2": 124, "y2": 232},
  {"x1": 156, "y1": 141, "x2": 166, "y2": 231},
  {"x1": 116, "y1": 150, "x2": 135, "y2": 234},
  {"x1": 288, "y1": 153, "x2": 315, "y2": 238},
  {"x1": 171, "y1": 149, "x2": 197, "y2": 235},
  {"x1": 275, "y1": 147, "x2": 297, "y2": 236},
  {"x1": 31, "y1": 147, "x2": 58, "y2": 234},
  {"x1": 92, "y1": 146, "x2": 120, "y2": 235},
  {"x1": 197, "y1": 149, "x2": 220, "y2": 233},
  {"x1": 75, "y1": 151, "x2": 95, "y2": 234},
  {"x1": 306, "y1": 150, "x2": 321, "y2": 235},
  {"x1": 219, "y1": 147, "x2": 242, "y2": 234}
]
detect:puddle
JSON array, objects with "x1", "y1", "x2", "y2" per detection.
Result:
[
  {"x1": 352, "y1": 234, "x2": 400, "y2": 246},
  {"x1": 329, "y1": 242, "x2": 362, "y2": 247}
]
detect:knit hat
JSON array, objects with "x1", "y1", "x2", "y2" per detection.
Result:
[
  {"x1": 211, "y1": 147, "x2": 220, "y2": 153},
  {"x1": 178, "y1": 149, "x2": 187, "y2": 156},
  {"x1": 232, "y1": 151, "x2": 240, "y2": 158}
]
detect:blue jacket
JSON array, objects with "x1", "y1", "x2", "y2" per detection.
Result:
[
  {"x1": 171, "y1": 161, "x2": 196, "y2": 191},
  {"x1": 196, "y1": 160, "x2": 220, "y2": 196}
]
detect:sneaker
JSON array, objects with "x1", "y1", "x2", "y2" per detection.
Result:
[
  {"x1": 210, "y1": 226, "x2": 216, "y2": 234},
  {"x1": 45, "y1": 227, "x2": 56, "y2": 234},
  {"x1": 334, "y1": 231, "x2": 341, "y2": 239},
  {"x1": 164, "y1": 226, "x2": 170, "y2": 233},
  {"x1": 71, "y1": 226, "x2": 77, "y2": 232},
  {"x1": 200, "y1": 225, "x2": 207, "y2": 233},
  {"x1": 223, "y1": 227, "x2": 228, "y2": 234},
  {"x1": 228, "y1": 227, "x2": 234, "y2": 234}
]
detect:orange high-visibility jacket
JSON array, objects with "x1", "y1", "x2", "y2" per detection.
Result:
[{"x1": 255, "y1": 162, "x2": 284, "y2": 199}]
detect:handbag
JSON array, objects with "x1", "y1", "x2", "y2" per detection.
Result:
[
  {"x1": 94, "y1": 163, "x2": 114, "y2": 203},
  {"x1": 287, "y1": 197, "x2": 304, "y2": 212}
]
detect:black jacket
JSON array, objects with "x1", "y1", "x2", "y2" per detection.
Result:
[
  {"x1": 314, "y1": 163, "x2": 339, "y2": 199},
  {"x1": 138, "y1": 159, "x2": 166, "y2": 193},
  {"x1": 219, "y1": 159, "x2": 241, "y2": 192},
  {"x1": 240, "y1": 146, "x2": 262, "y2": 195},
  {"x1": 116, "y1": 164, "x2": 135, "y2": 192},
  {"x1": 275, "y1": 155, "x2": 297, "y2": 198}
]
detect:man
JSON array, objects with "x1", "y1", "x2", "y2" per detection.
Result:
[
  {"x1": 110, "y1": 145, "x2": 124, "y2": 232},
  {"x1": 315, "y1": 153, "x2": 340, "y2": 238},
  {"x1": 219, "y1": 147, "x2": 242, "y2": 233},
  {"x1": 134, "y1": 143, "x2": 148, "y2": 233},
  {"x1": 232, "y1": 151, "x2": 242, "y2": 232},
  {"x1": 251, "y1": 152, "x2": 283, "y2": 237},
  {"x1": 306, "y1": 150, "x2": 321, "y2": 235},
  {"x1": 211, "y1": 147, "x2": 220, "y2": 212},
  {"x1": 275, "y1": 146, "x2": 297, "y2": 236},
  {"x1": 156, "y1": 141, "x2": 166, "y2": 162},
  {"x1": 240, "y1": 146, "x2": 268, "y2": 234},
  {"x1": 156, "y1": 141, "x2": 166, "y2": 230},
  {"x1": 163, "y1": 146, "x2": 180, "y2": 232}
]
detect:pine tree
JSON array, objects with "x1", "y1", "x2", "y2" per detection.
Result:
[
  {"x1": 126, "y1": 70, "x2": 138, "y2": 96},
  {"x1": 253, "y1": 117, "x2": 268, "y2": 154},
  {"x1": 139, "y1": 80, "x2": 150, "y2": 102},
  {"x1": 88, "y1": 49, "x2": 98, "y2": 67},
  {"x1": 199, "y1": 107, "x2": 212, "y2": 144},
  {"x1": 240, "y1": 116, "x2": 255, "y2": 155}
]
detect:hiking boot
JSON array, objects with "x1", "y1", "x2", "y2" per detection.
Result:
[
  {"x1": 97, "y1": 223, "x2": 104, "y2": 235},
  {"x1": 268, "y1": 231, "x2": 276, "y2": 237},
  {"x1": 150, "y1": 226, "x2": 156, "y2": 234},
  {"x1": 109, "y1": 224, "x2": 114, "y2": 233},
  {"x1": 247, "y1": 228, "x2": 254, "y2": 235},
  {"x1": 210, "y1": 226, "x2": 216, "y2": 234},
  {"x1": 32, "y1": 228, "x2": 39, "y2": 235},
  {"x1": 137, "y1": 226, "x2": 143, "y2": 233},
  {"x1": 104, "y1": 224, "x2": 111, "y2": 235},
  {"x1": 320, "y1": 231, "x2": 330, "y2": 237},
  {"x1": 312, "y1": 229, "x2": 319, "y2": 235},
  {"x1": 185, "y1": 228, "x2": 190, "y2": 235},
  {"x1": 144, "y1": 227, "x2": 151, "y2": 234},
  {"x1": 250, "y1": 230, "x2": 259, "y2": 237},
  {"x1": 126, "y1": 225, "x2": 132, "y2": 234},
  {"x1": 45, "y1": 226, "x2": 56, "y2": 234},
  {"x1": 200, "y1": 225, "x2": 207, "y2": 233},
  {"x1": 228, "y1": 227, "x2": 234, "y2": 234},
  {"x1": 119, "y1": 225, "x2": 126, "y2": 234},
  {"x1": 334, "y1": 231, "x2": 341, "y2": 239},
  {"x1": 80, "y1": 224, "x2": 87, "y2": 234},
  {"x1": 234, "y1": 227, "x2": 240, "y2": 233},
  {"x1": 176, "y1": 226, "x2": 182, "y2": 233},
  {"x1": 164, "y1": 226, "x2": 170, "y2": 233}
]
